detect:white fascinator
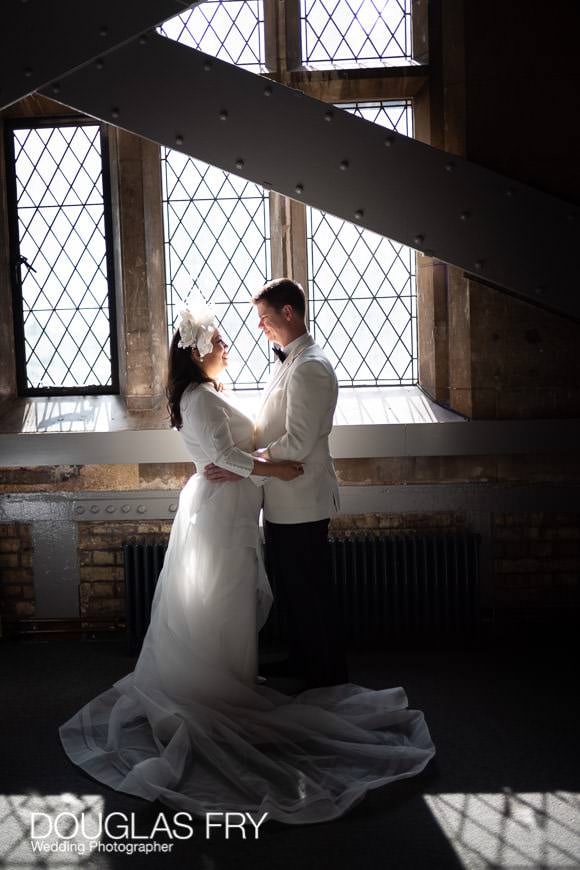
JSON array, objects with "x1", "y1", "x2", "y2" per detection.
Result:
[{"x1": 175, "y1": 279, "x2": 217, "y2": 360}]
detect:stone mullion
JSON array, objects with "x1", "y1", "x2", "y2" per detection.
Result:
[{"x1": 108, "y1": 128, "x2": 168, "y2": 410}]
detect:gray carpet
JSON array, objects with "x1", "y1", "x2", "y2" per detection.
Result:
[{"x1": 1, "y1": 634, "x2": 578, "y2": 869}]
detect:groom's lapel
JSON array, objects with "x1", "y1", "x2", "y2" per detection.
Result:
[{"x1": 259, "y1": 335, "x2": 314, "y2": 408}]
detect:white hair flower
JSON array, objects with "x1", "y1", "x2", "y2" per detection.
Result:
[{"x1": 176, "y1": 293, "x2": 217, "y2": 360}]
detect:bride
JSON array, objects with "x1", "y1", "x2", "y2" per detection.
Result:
[{"x1": 59, "y1": 298, "x2": 436, "y2": 826}]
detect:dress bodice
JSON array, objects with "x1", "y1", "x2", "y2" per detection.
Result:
[{"x1": 179, "y1": 382, "x2": 256, "y2": 473}]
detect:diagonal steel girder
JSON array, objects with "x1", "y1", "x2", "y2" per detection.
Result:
[
  {"x1": 0, "y1": 0, "x2": 197, "y2": 111},
  {"x1": 28, "y1": 31, "x2": 579, "y2": 320}
]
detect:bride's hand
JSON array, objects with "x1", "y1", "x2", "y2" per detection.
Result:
[{"x1": 274, "y1": 461, "x2": 304, "y2": 481}]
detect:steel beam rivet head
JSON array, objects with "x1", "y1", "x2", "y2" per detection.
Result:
[
  {"x1": 169, "y1": 503, "x2": 177, "y2": 512},
  {"x1": 339, "y1": 160, "x2": 349, "y2": 170},
  {"x1": 445, "y1": 161, "x2": 455, "y2": 172},
  {"x1": 138, "y1": 34, "x2": 148, "y2": 45},
  {"x1": 111, "y1": 108, "x2": 120, "y2": 119},
  {"x1": 99, "y1": 26, "x2": 108, "y2": 37},
  {"x1": 295, "y1": 184, "x2": 304, "y2": 194},
  {"x1": 235, "y1": 159, "x2": 245, "y2": 169},
  {"x1": 106, "y1": 505, "x2": 116, "y2": 513},
  {"x1": 264, "y1": 85, "x2": 272, "y2": 96},
  {"x1": 175, "y1": 134, "x2": 184, "y2": 146},
  {"x1": 90, "y1": 505, "x2": 100, "y2": 514},
  {"x1": 51, "y1": 83, "x2": 61, "y2": 94},
  {"x1": 354, "y1": 209, "x2": 364, "y2": 219},
  {"x1": 75, "y1": 506, "x2": 85, "y2": 515},
  {"x1": 24, "y1": 67, "x2": 33, "y2": 77},
  {"x1": 219, "y1": 110, "x2": 228, "y2": 121},
  {"x1": 203, "y1": 60, "x2": 212, "y2": 71},
  {"x1": 121, "y1": 504, "x2": 131, "y2": 513},
  {"x1": 414, "y1": 234, "x2": 424, "y2": 245},
  {"x1": 475, "y1": 260, "x2": 484, "y2": 270},
  {"x1": 137, "y1": 505, "x2": 146, "y2": 514},
  {"x1": 460, "y1": 211, "x2": 470, "y2": 221},
  {"x1": 324, "y1": 110, "x2": 334, "y2": 122},
  {"x1": 95, "y1": 58, "x2": 104, "y2": 70},
  {"x1": 384, "y1": 135, "x2": 394, "y2": 147}
]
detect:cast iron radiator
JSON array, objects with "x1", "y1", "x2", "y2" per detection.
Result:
[{"x1": 124, "y1": 532, "x2": 481, "y2": 652}]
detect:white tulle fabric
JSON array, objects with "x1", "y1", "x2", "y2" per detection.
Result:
[{"x1": 59, "y1": 384, "x2": 436, "y2": 825}]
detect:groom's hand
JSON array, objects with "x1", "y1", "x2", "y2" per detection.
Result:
[{"x1": 204, "y1": 463, "x2": 244, "y2": 482}]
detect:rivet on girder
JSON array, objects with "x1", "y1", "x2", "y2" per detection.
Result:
[
  {"x1": 203, "y1": 60, "x2": 212, "y2": 71},
  {"x1": 414, "y1": 234, "x2": 424, "y2": 245},
  {"x1": 339, "y1": 160, "x2": 349, "y2": 171},
  {"x1": 354, "y1": 209, "x2": 364, "y2": 220},
  {"x1": 235, "y1": 159, "x2": 245, "y2": 169},
  {"x1": 51, "y1": 83, "x2": 61, "y2": 94},
  {"x1": 445, "y1": 161, "x2": 455, "y2": 172},
  {"x1": 264, "y1": 85, "x2": 272, "y2": 96},
  {"x1": 111, "y1": 108, "x2": 120, "y2": 119},
  {"x1": 24, "y1": 68, "x2": 33, "y2": 78},
  {"x1": 95, "y1": 58, "x2": 105, "y2": 70},
  {"x1": 384, "y1": 135, "x2": 395, "y2": 147},
  {"x1": 175, "y1": 135, "x2": 184, "y2": 146},
  {"x1": 295, "y1": 184, "x2": 304, "y2": 194},
  {"x1": 219, "y1": 110, "x2": 228, "y2": 121},
  {"x1": 460, "y1": 211, "x2": 471, "y2": 221},
  {"x1": 324, "y1": 110, "x2": 334, "y2": 122},
  {"x1": 138, "y1": 34, "x2": 148, "y2": 45},
  {"x1": 474, "y1": 260, "x2": 484, "y2": 270},
  {"x1": 99, "y1": 26, "x2": 109, "y2": 37}
]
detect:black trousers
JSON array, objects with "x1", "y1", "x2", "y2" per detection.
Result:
[{"x1": 263, "y1": 518, "x2": 348, "y2": 686}]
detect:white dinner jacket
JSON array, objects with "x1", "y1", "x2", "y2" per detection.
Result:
[{"x1": 255, "y1": 332, "x2": 341, "y2": 524}]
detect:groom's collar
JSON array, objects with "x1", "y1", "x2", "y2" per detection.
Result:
[{"x1": 282, "y1": 332, "x2": 313, "y2": 358}]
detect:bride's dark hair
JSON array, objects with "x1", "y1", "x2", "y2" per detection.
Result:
[{"x1": 166, "y1": 329, "x2": 222, "y2": 429}]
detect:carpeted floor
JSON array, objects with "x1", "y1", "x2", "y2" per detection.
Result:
[{"x1": 1, "y1": 634, "x2": 579, "y2": 869}]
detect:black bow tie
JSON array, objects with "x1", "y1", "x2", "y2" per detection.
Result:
[{"x1": 273, "y1": 345, "x2": 287, "y2": 362}]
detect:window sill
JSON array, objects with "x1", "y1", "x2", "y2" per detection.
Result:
[{"x1": 0, "y1": 387, "x2": 577, "y2": 466}]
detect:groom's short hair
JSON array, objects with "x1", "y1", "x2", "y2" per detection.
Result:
[{"x1": 252, "y1": 278, "x2": 306, "y2": 318}]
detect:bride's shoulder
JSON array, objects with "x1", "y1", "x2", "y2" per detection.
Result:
[{"x1": 181, "y1": 382, "x2": 226, "y2": 415}]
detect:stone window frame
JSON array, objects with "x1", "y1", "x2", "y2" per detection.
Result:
[{"x1": 0, "y1": 0, "x2": 457, "y2": 414}]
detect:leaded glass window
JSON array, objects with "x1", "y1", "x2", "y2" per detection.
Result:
[
  {"x1": 300, "y1": 0, "x2": 414, "y2": 69},
  {"x1": 307, "y1": 100, "x2": 416, "y2": 387},
  {"x1": 5, "y1": 119, "x2": 117, "y2": 395},
  {"x1": 161, "y1": 149, "x2": 271, "y2": 389},
  {"x1": 157, "y1": 0, "x2": 266, "y2": 73}
]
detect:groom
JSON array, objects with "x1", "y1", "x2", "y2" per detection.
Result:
[{"x1": 205, "y1": 278, "x2": 348, "y2": 687}]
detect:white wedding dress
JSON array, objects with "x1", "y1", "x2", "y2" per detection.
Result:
[{"x1": 59, "y1": 383, "x2": 436, "y2": 825}]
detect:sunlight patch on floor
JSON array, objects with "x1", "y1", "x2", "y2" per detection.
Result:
[
  {"x1": 424, "y1": 790, "x2": 580, "y2": 868},
  {"x1": 0, "y1": 792, "x2": 108, "y2": 867}
]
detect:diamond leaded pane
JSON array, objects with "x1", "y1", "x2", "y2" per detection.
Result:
[
  {"x1": 300, "y1": 0, "x2": 414, "y2": 69},
  {"x1": 307, "y1": 101, "x2": 417, "y2": 387},
  {"x1": 10, "y1": 123, "x2": 114, "y2": 391},
  {"x1": 157, "y1": 0, "x2": 265, "y2": 73},
  {"x1": 161, "y1": 148, "x2": 271, "y2": 389}
]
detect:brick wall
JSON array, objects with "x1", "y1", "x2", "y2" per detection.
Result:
[
  {"x1": 494, "y1": 513, "x2": 580, "y2": 617},
  {"x1": 78, "y1": 521, "x2": 173, "y2": 619},
  {"x1": 0, "y1": 523, "x2": 34, "y2": 622},
  {"x1": 330, "y1": 512, "x2": 465, "y2": 536}
]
